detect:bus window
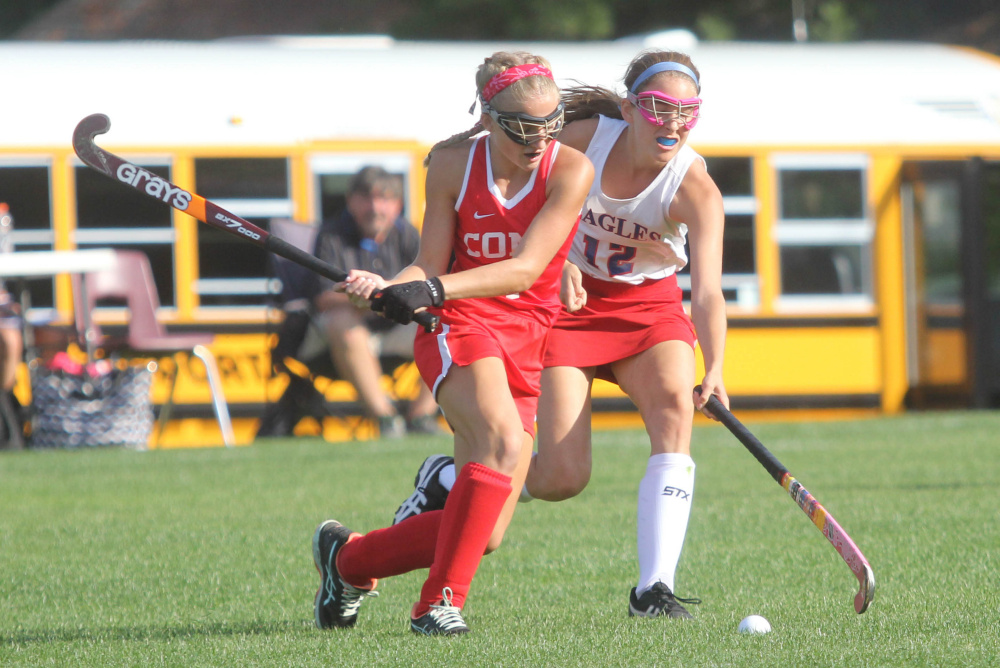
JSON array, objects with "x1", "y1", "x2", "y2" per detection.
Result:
[
  {"x1": 680, "y1": 156, "x2": 758, "y2": 307},
  {"x1": 0, "y1": 162, "x2": 53, "y2": 309},
  {"x1": 194, "y1": 158, "x2": 291, "y2": 308},
  {"x1": 310, "y1": 154, "x2": 414, "y2": 223},
  {"x1": 707, "y1": 157, "x2": 753, "y2": 195},
  {"x1": 75, "y1": 161, "x2": 175, "y2": 307},
  {"x1": 919, "y1": 179, "x2": 962, "y2": 305},
  {"x1": 773, "y1": 155, "x2": 873, "y2": 306},
  {"x1": 780, "y1": 244, "x2": 864, "y2": 294}
]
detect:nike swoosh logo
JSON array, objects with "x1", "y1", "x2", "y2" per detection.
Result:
[{"x1": 473, "y1": 211, "x2": 495, "y2": 219}]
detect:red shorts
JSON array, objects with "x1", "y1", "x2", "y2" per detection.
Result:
[
  {"x1": 414, "y1": 301, "x2": 551, "y2": 437},
  {"x1": 543, "y1": 273, "x2": 696, "y2": 382}
]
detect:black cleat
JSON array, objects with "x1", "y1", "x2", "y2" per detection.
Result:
[
  {"x1": 313, "y1": 519, "x2": 378, "y2": 629},
  {"x1": 410, "y1": 587, "x2": 470, "y2": 636},
  {"x1": 392, "y1": 455, "x2": 453, "y2": 525},
  {"x1": 628, "y1": 582, "x2": 700, "y2": 619}
]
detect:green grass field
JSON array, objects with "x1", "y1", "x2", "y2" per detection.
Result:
[{"x1": 2, "y1": 411, "x2": 998, "y2": 666}]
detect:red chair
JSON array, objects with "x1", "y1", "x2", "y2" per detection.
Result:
[{"x1": 73, "y1": 250, "x2": 234, "y2": 447}]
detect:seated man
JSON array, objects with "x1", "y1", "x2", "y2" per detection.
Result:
[
  {"x1": 0, "y1": 288, "x2": 24, "y2": 449},
  {"x1": 0, "y1": 203, "x2": 25, "y2": 449},
  {"x1": 312, "y1": 166, "x2": 440, "y2": 437}
]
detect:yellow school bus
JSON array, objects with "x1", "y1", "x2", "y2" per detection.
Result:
[{"x1": 3, "y1": 34, "x2": 1000, "y2": 445}]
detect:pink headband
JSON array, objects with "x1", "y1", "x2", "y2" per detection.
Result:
[{"x1": 481, "y1": 64, "x2": 554, "y2": 102}]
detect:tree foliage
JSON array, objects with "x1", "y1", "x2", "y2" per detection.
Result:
[
  {"x1": 391, "y1": 0, "x2": 997, "y2": 47},
  {"x1": 391, "y1": 0, "x2": 615, "y2": 40},
  {"x1": 0, "y1": 0, "x2": 62, "y2": 39},
  {"x1": 3, "y1": 0, "x2": 998, "y2": 52}
]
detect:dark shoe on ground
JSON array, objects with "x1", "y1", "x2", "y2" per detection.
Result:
[
  {"x1": 0, "y1": 391, "x2": 24, "y2": 450},
  {"x1": 410, "y1": 587, "x2": 470, "y2": 636},
  {"x1": 255, "y1": 374, "x2": 328, "y2": 438},
  {"x1": 628, "y1": 582, "x2": 700, "y2": 619},
  {"x1": 406, "y1": 413, "x2": 444, "y2": 435},
  {"x1": 313, "y1": 519, "x2": 378, "y2": 629},
  {"x1": 376, "y1": 414, "x2": 406, "y2": 439},
  {"x1": 392, "y1": 454, "x2": 453, "y2": 525}
]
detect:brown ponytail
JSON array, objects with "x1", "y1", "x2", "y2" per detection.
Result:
[
  {"x1": 562, "y1": 84, "x2": 623, "y2": 124},
  {"x1": 424, "y1": 123, "x2": 484, "y2": 167}
]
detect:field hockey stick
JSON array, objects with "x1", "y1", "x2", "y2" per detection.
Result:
[
  {"x1": 696, "y1": 388, "x2": 875, "y2": 614},
  {"x1": 72, "y1": 113, "x2": 440, "y2": 333}
]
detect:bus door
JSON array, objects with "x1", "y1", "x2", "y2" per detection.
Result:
[
  {"x1": 901, "y1": 160, "x2": 1000, "y2": 407},
  {"x1": 901, "y1": 161, "x2": 969, "y2": 406},
  {"x1": 966, "y1": 159, "x2": 1000, "y2": 407}
]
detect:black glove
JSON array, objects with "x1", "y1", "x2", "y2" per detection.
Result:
[{"x1": 371, "y1": 277, "x2": 445, "y2": 325}]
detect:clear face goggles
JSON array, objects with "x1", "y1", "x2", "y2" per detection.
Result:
[
  {"x1": 484, "y1": 101, "x2": 566, "y2": 145},
  {"x1": 627, "y1": 91, "x2": 701, "y2": 130}
]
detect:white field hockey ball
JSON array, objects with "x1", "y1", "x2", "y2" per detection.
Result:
[{"x1": 738, "y1": 615, "x2": 772, "y2": 634}]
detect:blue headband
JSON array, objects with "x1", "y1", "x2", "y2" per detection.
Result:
[{"x1": 630, "y1": 61, "x2": 700, "y2": 94}]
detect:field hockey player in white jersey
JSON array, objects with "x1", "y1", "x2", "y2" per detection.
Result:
[{"x1": 394, "y1": 49, "x2": 730, "y2": 620}]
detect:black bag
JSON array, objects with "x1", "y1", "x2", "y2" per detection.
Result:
[
  {"x1": 0, "y1": 390, "x2": 25, "y2": 450},
  {"x1": 29, "y1": 364, "x2": 154, "y2": 449}
]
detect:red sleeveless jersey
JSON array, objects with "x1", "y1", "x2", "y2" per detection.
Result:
[{"x1": 443, "y1": 135, "x2": 577, "y2": 325}]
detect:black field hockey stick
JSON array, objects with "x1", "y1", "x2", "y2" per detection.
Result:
[
  {"x1": 72, "y1": 113, "x2": 439, "y2": 333},
  {"x1": 696, "y1": 388, "x2": 875, "y2": 613}
]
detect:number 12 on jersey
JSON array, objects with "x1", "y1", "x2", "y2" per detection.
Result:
[{"x1": 582, "y1": 234, "x2": 637, "y2": 276}]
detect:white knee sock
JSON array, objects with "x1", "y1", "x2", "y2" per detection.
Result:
[{"x1": 636, "y1": 452, "x2": 695, "y2": 594}]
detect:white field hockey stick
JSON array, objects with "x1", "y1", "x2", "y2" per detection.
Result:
[
  {"x1": 72, "y1": 113, "x2": 439, "y2": 333},
  {"x1": 699, "y1": 389, "x2": 875, "y2": 613}
]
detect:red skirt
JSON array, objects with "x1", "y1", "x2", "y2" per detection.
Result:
[
  {"x1": 543, "y1": 273, "x2": 696, "y2": 379},
  {"x1": 414, "y1": 301, "x2": 551, "y2": 437}
]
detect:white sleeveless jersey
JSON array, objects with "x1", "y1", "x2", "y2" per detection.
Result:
[{"x1": 568, "y1": 115, "x2": 703, "y2": 284}]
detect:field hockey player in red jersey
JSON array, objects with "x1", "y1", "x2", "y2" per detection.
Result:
[
  {"x1": 394, "y1": 49, "x2": 729, "y2": 620},
  {"x1": 311, "y1": 51, "x2": 593, "y2": 636}
]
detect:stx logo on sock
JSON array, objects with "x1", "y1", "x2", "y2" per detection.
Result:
[{"x1": 661, "y1": 486, "x2": 691, "y2": 501}]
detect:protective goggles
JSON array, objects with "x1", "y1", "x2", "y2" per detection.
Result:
[
  {"x1": 484, "y1": 101, "x2": 565, "y2": 145},
  {"x1": 627, "y1": 91, "x2": 701, "y2": 130}
]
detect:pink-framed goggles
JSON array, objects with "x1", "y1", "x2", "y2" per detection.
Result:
[{"x1": 627, "y1": 90, "x2": 701, "y2": 129}]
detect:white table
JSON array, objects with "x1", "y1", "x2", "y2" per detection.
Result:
[
  {"x1": 0, "y1": 249, "x2": 117, "y2": 279},
  {"x1": 0, "y1": 249, "x2": 117, "y2": 360}
]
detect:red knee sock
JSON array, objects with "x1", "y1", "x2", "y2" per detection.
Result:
[
  {"x1": 414, "y1": 462, "x2": 512, "y2": 617},
  {"x1": 337, "y1": 511, "x2": 442, "y2": 588}
]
